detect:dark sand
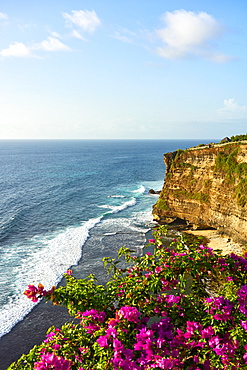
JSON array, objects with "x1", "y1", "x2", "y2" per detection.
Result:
[
  {"x1": 0, "y1": 295, "x2": 79, "y2": 369},
  {"x1": 0, "y1": 230, "x2": 155, "y2": 369}
]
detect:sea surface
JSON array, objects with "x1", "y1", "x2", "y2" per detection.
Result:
[{"x1": 0, "y1": 139, "x2": 207, "y2": 337}]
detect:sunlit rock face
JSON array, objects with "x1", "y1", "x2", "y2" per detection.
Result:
[{"x1": 152, "y1": 142, "x2": 247, "y2": 244}]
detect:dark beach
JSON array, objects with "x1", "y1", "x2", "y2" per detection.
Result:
[
  {"x1": 0, "y1": 299, "x2": 75, "y2": 369},
  {"x1": 0, "y1": 229, "x2": 155, "y2": 369}
]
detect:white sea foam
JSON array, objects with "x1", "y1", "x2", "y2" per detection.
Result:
[
  {"x1": 131, "y1": 210, "x2": 155, "y2": 226},
  {"x1": 107, "y1": 195, "x2": 125, "y2": 198},
  {"x1": 132, "y1": 185, "x2": 145, "y2": 195},
  {"x1": 0, "y1": 216, "x2": 102, "y2": 338},
  {"x1": 105, "y1": 198, "x2": 136, "y2": 215},
  {"x1": 0, "y1": 183, "x2": 156, "y2": 338},
  {"x1": 98, "y1": 204, "x2": 114, "y2": 209},
  {"x1": 101, "y1": 213, "x2": 151, "y2": 235},
  {"x1": 0, "y1": 194, "x2": 142, "y2": 337}
]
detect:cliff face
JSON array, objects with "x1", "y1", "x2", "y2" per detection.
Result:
[{"x1": 152, "y1": 143, "x2": 247, "y2": 244}]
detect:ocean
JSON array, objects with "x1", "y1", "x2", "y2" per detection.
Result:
[{"x1": 0, "y1": 139, "x2": 206, "y2": 338}]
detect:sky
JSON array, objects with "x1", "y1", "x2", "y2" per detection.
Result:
[{"x1": 0, "y1": 0, "x2": 247, "y2": 140}]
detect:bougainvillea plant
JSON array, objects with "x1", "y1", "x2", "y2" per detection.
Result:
[{"x1": 8, "y1": 225, "x2": 247, "y2": 369}]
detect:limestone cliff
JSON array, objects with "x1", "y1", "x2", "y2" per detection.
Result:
[{"x1": 152, "y1": 142, "x2": 247, "y2": 244}]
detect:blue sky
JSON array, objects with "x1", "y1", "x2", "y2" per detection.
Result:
[{"x1": 0, "y1": 0, "x2": 247, "y2": 140}]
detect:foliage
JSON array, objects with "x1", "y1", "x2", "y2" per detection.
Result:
[
  {"x1": 171, "y1": 149, "x2": 185, "y2": 169},
  {"x1": 174, "y1": 189, "x2": 209, "y2": 203},
  {"x1": 174, "y1": 149, "x2": 185, "y2": 160},
  {"x1": 9, "y1": 225, "x2": 247, "y2": 370},
  {"x1": 214, "y1": 146, "x2": 247, "y2": 207},
  {"x1": 172, "y1": 162, "x2": 198, "y2": 175},
  {"x1": 155, "y1": 198, "x2": 170, "y2": 211},
  {"x1": 230, "y1": 134, "x2": 247, "y2": 142}
]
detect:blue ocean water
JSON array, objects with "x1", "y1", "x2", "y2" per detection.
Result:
[{"x1": 0, "y1": 139, "x2": 206, "y2": 337}]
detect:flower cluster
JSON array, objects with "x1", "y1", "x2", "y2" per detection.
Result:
[
  {"x1": 94, "y1": 306, "x2": 183, "y2": 369},
  {"x1": 34, "y1": 353, "x2": 71, "y2": 370},
  {"x1": 118, "y1": 306, "x2": 140, "y2": 323},
  {"x1": 10, "y1": 226, "x2": 247, "y2": 369},
  {"x1": 77, "y1": 309, "x2": 107, "y2": 334},
  {"x1": 23, "y1": 284, "x2": 55, "y2": 302},
  {"x1": 230, "y1": 253, "x2": 247, "y2": 272},
  {"x1": 237, "y1": 285, "x2": 247, "y2": 316},
  {"x1": 77, "y1": 309, "x2": 107, "y2": 323},
  {"x1": 205, "y1": 296, "x2": 234, "y2": 321}
]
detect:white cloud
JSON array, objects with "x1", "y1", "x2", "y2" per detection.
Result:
[
  {"x1": 71, "y1": 29, "x2": 87, "y2": 41},
  {"x1": 36, "y1": 37, "x2": 70, "y2": 51},
  {"x1": 0, "y1": 42, "x2": 34, "y2": 58},
  {"x1": 0, "y1": 12, "x2": 8, "y2": 20},
  {"x1": 63, "y1": 9, "x2": 101, "y2": 33},
  {"x1": 155, "y1": 9, "x2": 231, "y2": 62},
  {"x1": 49, "y1": 31, "x2": 61, "y2": 39},
  {"x1": 218, "y1": 98, "x2": 247, "y2": 113},
  {"x1": 113, "y1": 31, "x2": 133, "y2": 43},
  {"x1": 206, "y1": 52, "x2": 235, "y2": 63},
  {"x1": 0, "y1": 37, "x2": 70, "y2": 58}
]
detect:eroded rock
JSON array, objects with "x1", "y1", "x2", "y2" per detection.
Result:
[{"x1": 152, "y1": 142, "x2": 247, "y2": 244}]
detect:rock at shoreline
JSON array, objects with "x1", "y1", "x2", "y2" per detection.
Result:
[{"x1": 148, "y1": 189, "x2": 161, "y2": 195}]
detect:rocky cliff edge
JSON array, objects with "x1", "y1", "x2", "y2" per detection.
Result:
[{"x1": 152, "y1": 142, "x2": 247, "y2": 244}]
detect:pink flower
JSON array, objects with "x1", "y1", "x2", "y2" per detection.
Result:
[
  {"x1": 199, "y1": 244, "x2": 206, "y2": 249},
  {"x1": 23, "y1": 285, "x2": 39, "y2": 302},
  {"x1": 106, "y1": 327, "x2": 118, "y2": 338},
  {"x1": 65, "y1": 269, "x2": 72, "y2": 275},
  {"x1": 113, "y1": 338, "x2": 124, "y2": 352},
  {"x1": 78, "y1": 309, "x2": 106, "y2": 323},
  {"x1": 108, "y1": 318, "x2": 120, "y2": 327},
  {"x1": 24, "y1": 284, "x2": 54, "y2": 301},
  {"x1": 201, "y1": 326, "x2": 215, "y2": 339},
  {"x1": 119, "y1": 306, "x2": 140, "y2": 323},
  {"x1": 185, "y1": 321, "x2": 203, "y2": 337},
  {"x1": 83, "y1": 323, "x2": 100, "y2": 334},
  {"x1": 241, "y1": 321, "x2": 247, "y2": 331},
  {"x1": 238, "y1": 285, "x2": 247, "y2": 302},
  {"x1": 51, "y1": 344, "x2": 61, "y2": 351},
  {"x1": 97, "y1": 335, "x2": 109, "y2": 348},
  {"x1": 155, "y1": 266, "x2": 163, "y2": 273},
  {"x1": 148, "y1": 239, "x2": 155, "y2": 243},
  {"x1": 34, "y1": 353, "x2": 71, "y2": 370},
  {"x1": 79, "y1": 347, "x2": 89, "y2": 354},
  {"x1": 165, "y1": 295, "x2": 180, "y2": 306}
]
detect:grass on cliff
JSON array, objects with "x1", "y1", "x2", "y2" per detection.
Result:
[
  {"x1": 173, "y1": 189, "x2": 210, "y2": 203},
  {"x1": 215, "y1": 145, "x2": 247, "y2": 207},
  {"x1": 168, "y1": 150, "x2": 210, "y2": 204},
  {"x1": 155, "y1": 197, "x2": 170, "y2": 210},
  {"x1": 157, "y1": 143, "x2": 247, "y2": 213}
]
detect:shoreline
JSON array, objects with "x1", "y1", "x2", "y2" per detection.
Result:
[
  {"x1": 0, "y1": 227, "x2": 152, "y2": 369},
  {"x1": 0, "y1": 284, "x2": 77, "y2": 369},
  {"x1": 1, "y1": 227, "x2": 244, "y2": 369}
]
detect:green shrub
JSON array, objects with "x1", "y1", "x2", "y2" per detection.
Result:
[
  {"x1": 230, "y1": 134, "x2": 247, "y2": 142},
  {"x1": 10, "y1": 226, "x2": 247, "y2": 370},
  {"x1": 155, "y1": 198, "x2": 170, "y2": 210}
]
